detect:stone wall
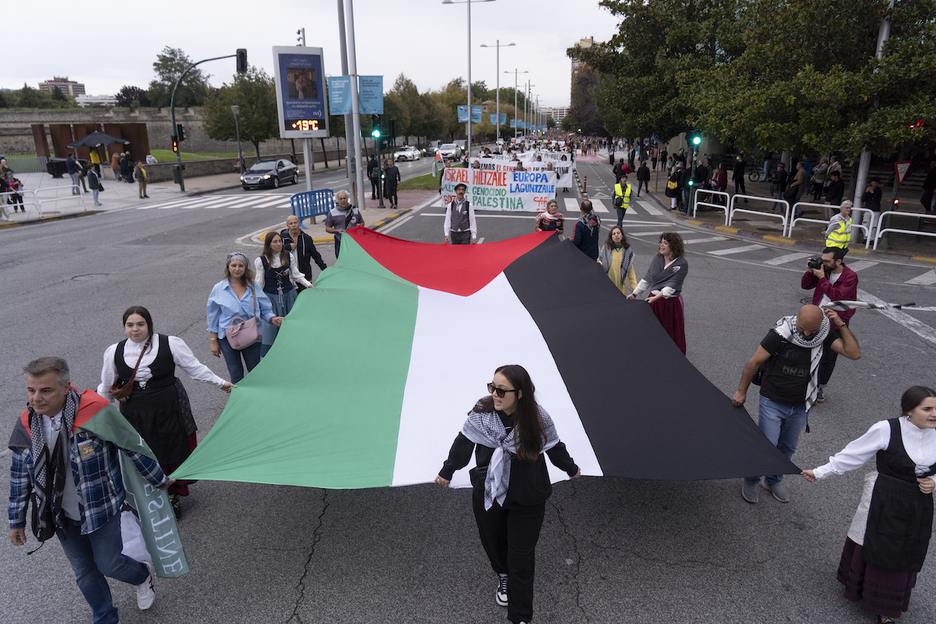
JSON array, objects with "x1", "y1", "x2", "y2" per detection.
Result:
[{"x1": 0, "y1": 108, "x2": 424, "y2": 161}]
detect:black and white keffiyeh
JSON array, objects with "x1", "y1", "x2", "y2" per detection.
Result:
[
  {"x1": 29, "y1": 387, "x2": 79, "y2": 539},
  {"x1": 772, "y1": 315, "x2": 830, "y2": 410},
  {"x1": 460, "y1": 406, "x2": 560, "y2": 510}
]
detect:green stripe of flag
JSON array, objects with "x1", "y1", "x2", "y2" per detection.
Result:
[{"x1": 172, "y1": 234, "x2": 419, "y2": 489}]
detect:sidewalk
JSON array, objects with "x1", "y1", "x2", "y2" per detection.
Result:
[
  {"x1": 0, "y1": 155, "x2": 373, "y2": 230},
  {"x1": 597, "y1": 150, "x2": 936, "y2": 264}
]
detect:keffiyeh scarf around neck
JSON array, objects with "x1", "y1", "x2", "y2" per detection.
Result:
[
  {"x1": 460, "y1": 406, "x2": 560, "y2": 510},
  {"x1": 29, "y1": 387, "x2": 79, "y2": 539},
  {"x1": 772, "y1": 314, "x2": 830, "y2": 410},
  {"x1": 578, "y1": 211, "x2": 600, "y2": 235}
]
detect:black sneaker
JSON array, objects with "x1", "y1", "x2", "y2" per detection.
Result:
[
  {"x1": 496, "y1": 574, "x2": 508, "y2": 607},
  {"x1": 815, "y1": 389, "x2": 825, "y2": 403}
]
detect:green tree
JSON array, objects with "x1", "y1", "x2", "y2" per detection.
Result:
[
  {"x1": 51, "y1": 86, "x2": 67, "y2": 103},
  {"x1": 147, "y1": 47, "x2": 211, "y2": 108},
  {"x1": 389, "y1": 74, "x2": 424, "y2": 138},
  {"x1": 202, "y1": 67, "x2": 278, "y2": 158},
  {"x1": 419, "y1": 92, "x2": 444, "y2": 139},
  {"x1": 570, "y1": 66, "x2": 606, "y2": 136},
  {"x1": 115, "y1": 86, "x2": 150, "y2": 108},
  {"x1": 15, "y1": 84, "x2": 42, "y2": 108},
  {"x1": 0, "y1": 91, "x2": 7, "y2": 108},
  {"x1": 569, "y1": 0, "x2": 745, "y2": 141}
]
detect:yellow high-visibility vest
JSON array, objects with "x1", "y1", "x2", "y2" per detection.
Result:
[
  {"x1": 614, "y1": 182, "x2": 632, "y2": 209},
  {"x1": 826, "y1": 216, "x2": 851, "y2": 248}
]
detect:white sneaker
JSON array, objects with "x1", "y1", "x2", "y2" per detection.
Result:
[
  {"x1": 496, "y1": 574, "x2": 508, "y2": 607},
  {"x1": 135, "y1": 563, "x2": 156, "y2": 610}
]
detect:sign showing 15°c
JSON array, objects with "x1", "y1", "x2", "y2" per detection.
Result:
[{"x1": 272, "y1": 46, "x2": 330, "y2": 139}]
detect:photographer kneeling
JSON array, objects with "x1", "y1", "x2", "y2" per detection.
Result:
[{"x1": 801, "y1": 247, "x2": 858, "y2": 403}]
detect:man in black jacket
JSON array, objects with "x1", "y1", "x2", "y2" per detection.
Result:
[
  {"x1": 921, "y1": 160, "x2": 936, "y2": 214},
  {"x1": 636, "y1": 161, "x2": 650, "y2": 197},
  {"x1": 732, "y1": 154, "x2": 747, "y2": 198},
  {"x1": 281, "y1": 215, "x2": 327, "y2": 291}
]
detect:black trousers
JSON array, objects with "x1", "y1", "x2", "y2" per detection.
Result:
[
  {"x1": 370, "y1": 178, "x2": 379, "y2": 199},
  {"x1": 734, "y1": 176, "x2": 746, "y2": 196},
  {"x1": 450, "y1": 230, "x2": 471, "y2": 245},
  {"x1": 472, "y1": 495, "x2": 545, "y2": 624}
]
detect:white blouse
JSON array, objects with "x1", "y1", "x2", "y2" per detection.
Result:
[
  {"x1": 813, "y1": 417, "x2": 936, "y2": 480},
  {"x1": 253, "y1": 252, "x2": 312, "y2": 290},
  {"x1": 97, "y1": 334, "x2": 226, "y2": 394}
]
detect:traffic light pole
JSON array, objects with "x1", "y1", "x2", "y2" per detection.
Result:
[{"x1": 170, "y1": 52, "x2": 244, "y2": 192}]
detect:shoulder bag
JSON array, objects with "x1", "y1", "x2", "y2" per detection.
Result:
[{"x1": 225, "y1": 286, "x2": 261, "y2": 350}]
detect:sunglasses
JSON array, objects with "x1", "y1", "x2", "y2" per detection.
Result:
[{"x1": 488, "y1": 383, "x2": 519, "y2": 398}]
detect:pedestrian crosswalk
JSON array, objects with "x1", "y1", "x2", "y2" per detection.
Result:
[
  {"x1": 135, "y1": 194, "x2": 292, "y2": 211},
  {"x1": 562, "y1": 197, "x2": 662, "y2": 216}
]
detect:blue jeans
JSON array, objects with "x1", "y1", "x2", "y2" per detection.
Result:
[
  {"x1": 92, "y1": 189, "x2": 100, "y2": 204},
  {"x1": 746, "y1": 395, "x2": 809, "y2": 485},
  {"x1": 58, "y1": 514, "x2": 148, "y2": 624},
  {"x1": 637, "y1": 179, "x2": 647, "y2": 195},
  {"x1": 69, "y1": 173, "x2": 81, "y2": 194},
  {"x1": 218, "y1": 335, "x2": 261, "y2": 384}
]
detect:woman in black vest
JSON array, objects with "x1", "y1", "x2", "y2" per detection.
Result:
[
  {"x1": 803, "y1": 386, "x2": 936, "y2": 623},
  {"x1": 98, "y1": 306, "x2": 233, "y2": 518},
  {"x1": 254, "y1": 231, "x2": 312, "y2": 356},
  {"x1": 627, "y1": 232, "x2": 689, "y2": 354}
]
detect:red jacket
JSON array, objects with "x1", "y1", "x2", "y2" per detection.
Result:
[{"x1": 801, "y1": 265, "x2": 859, "y2": 326}]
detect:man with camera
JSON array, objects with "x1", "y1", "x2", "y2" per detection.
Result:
[{"x1": 801, "y1": 247, "x2": 858, "y2": 402}]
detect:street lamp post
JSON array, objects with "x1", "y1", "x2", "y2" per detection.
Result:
[
  {"x1": 480, "y1": 40, "x2": 515, "y2": 143},
  {"x1": 504, "y1": 68, "x2": 528, "y2": 140},
  {"x1": 231, "y1": 105, "x2": 244, "y2": 174},
  {"x1": 525, "y1": 81, "x2": 535, "y2": 137},
  {"x1": 443, "y1": 0, "x2": 494, "y2": 159}
]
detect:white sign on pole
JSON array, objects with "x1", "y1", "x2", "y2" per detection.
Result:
[{"x1": 895, "y1": 161, "x2": 912, "y2": 185}]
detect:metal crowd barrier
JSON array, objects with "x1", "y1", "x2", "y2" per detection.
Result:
[
  {"x1": 728, "y1": 194, "x2": 789, "y2": 233},
  {"x1": 0, "y1": 189, "x2": 39, "y2": 220},
  {"x1": 692, "y1": 188, "x2": 730, "y2": 220},
  {"x1": 290, "y1": 189, "x2": 334, "y2": 226},
  {"x1": 36, "y1": 184, "x2": 87, "y2": 215},
  {"x1": 873, "y1": 211, "x2": 936, "y2": 250},
  {"x1": 787, "y1": 203, "x2": 874, "y2": 247}
]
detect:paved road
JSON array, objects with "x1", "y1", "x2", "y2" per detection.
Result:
[{"x1": 1, "y1": 154, "x2": 935, "y2": 624}]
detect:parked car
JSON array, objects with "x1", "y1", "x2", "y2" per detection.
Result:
[
  {"x1": 438, "y1": 143, "x2": 462, "y2": 160},
  {"x1": 394, "y1": 146, "x2": 421, "y2": 161},
  {"x1": 241, "y1": 159, "x2": 299, "y2": 190}
]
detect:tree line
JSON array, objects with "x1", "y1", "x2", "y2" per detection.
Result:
[{"x1": 565, "y1": 0, "x2": 936, "y2": 160}]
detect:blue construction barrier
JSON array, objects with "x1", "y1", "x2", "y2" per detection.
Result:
[{"x1": 290, "y1": 190, "x2": 334, "y2": 225}]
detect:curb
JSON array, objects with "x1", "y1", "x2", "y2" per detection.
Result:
[
  {"x1": 642, "y1": 191, "x2": 936, "y2": 264},
  {"x1": 256, "y1": 206, "x2": 418, "y2": 246},
  {"x1": 0, "y1": 210, "x2": 100, "y2": 229}
]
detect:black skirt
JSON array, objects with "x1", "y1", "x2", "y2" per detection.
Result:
[{"x1": 120, "y1": 381, "x2": 192, "y2": 467}]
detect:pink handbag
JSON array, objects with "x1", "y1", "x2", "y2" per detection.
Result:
[{"x1": 225, "y1": 287, "x2": 261, "y2": 350}]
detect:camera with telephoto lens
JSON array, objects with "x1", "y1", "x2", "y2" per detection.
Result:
[{"x1": 807, "y1": 257, "x2": 823, "y2": 270}]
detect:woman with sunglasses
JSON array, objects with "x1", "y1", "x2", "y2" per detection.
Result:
[{"x1": 436, "y1": 365, "x2": 580, "y2": 624}]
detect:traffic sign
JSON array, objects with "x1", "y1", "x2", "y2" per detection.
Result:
[{"x1": 895, "y1": 161, "x2": 912, "y2": 185}]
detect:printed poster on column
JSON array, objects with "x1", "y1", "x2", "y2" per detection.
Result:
[{"x1": 440, "y1": 167, "x2": 556, "y2": 212}]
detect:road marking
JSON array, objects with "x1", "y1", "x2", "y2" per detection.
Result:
[
  {"x1": 905, "y1": 269, "x2": 936, "y2": 285},
  {"x1": 847, "y1": 260, "x2": 879, "y2": 272},
  {"x1": 764, "y1": 252, "x2": 808, "y2": 266},
  {"x1": 478, "y1": 237, "x2": 485, "y2": 244},
  {"x1": 904, "y1": 306, "x2": 936, "y2": 312},
  {"x1": 637, "y1": 200, "x2": 663, "y2": 216},
  {"x1": 137, "y1": 197, "x2": 204, "y2": 210},
  {"x1": 627, "y1": 230, "x2": 695, "y2": 238},
  {"x1": 683, "y1": 236, "x2": 729, "y2": 244},
  {"x1": 590, "y1": 199, "x2": 610, "y2": 214},
  {"x1": 564, "y1": 198, "x2": 580, "y2": 213},
  {"x1": 250, "y1": 197, "x2": 293, "y2": 208},
  {"x1": 194, "y1": 197, "x2": 249, "y2": 210},
  {"x1": 707, "y1": 243, "x2": 765, "y2": 256},
  {"x1": 859, "y1": 289, "x2": 936, "y2": 345}
]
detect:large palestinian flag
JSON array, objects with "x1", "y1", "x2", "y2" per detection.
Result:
[{"x1": 172, "y1": 228, "x2": 797, "y2": 488}]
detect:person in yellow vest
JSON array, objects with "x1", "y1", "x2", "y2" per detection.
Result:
[
  {"x1": 613, "y1": 173, "x2": 633, "y2": 227},
  {"x1": 89, "y1": 148, "x2": 102, "y2": 175},
  {"x1": 133, "y1": 160, "x2": 149, "y2": 199},
  {"x1": 824, "y1": 200, "x2": 852, "y2": 251}
]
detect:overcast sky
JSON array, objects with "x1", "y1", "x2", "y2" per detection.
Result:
[{"x1": 3, "y1": 0, "x2": 619, "y2": 109}]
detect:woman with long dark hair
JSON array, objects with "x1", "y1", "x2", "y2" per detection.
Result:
[
  {"x1": 436, "y1": 365, "x2": 580, "y2": 624},
  {"x1": 627, "y1": 232, "x2": 689, "y2": 354},
  {"x1": 598, "y1": 226, "x2": 637, "y2": 295},
  {"x1": 254, "y1": 231, "x2": 311, "y2": 356},
  {"x1": 803, "y1": 386, "x2": 936, "y2": 624},
  {"x1": 98, "y1": 306, "x2": 233, "y2": 518}
]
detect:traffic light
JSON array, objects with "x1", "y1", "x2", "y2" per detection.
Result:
[
  {"x1": 171, "y1": 135, "x2": 179, "y2": 154},
  {"x1": 689, "y1": 132, "x2": 702, "y2": 147},
  {"x1": 177, "y1": 124, "x2": 186, "y2": 142},
  {"x1": 371, "y1": 114, "x2": 381, "y2": 138},
  {"x1": 236, "y1": 49, "x2": 248, "y2": 74}
]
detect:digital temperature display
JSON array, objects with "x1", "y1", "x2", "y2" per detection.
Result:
[{"x1": 290, "y1": 119, "x2": 321, "y2": 132}]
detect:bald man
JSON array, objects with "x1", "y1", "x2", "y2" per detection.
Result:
[{"x1": 733, "y1": 305, "x2": 861, "y2": 504}]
